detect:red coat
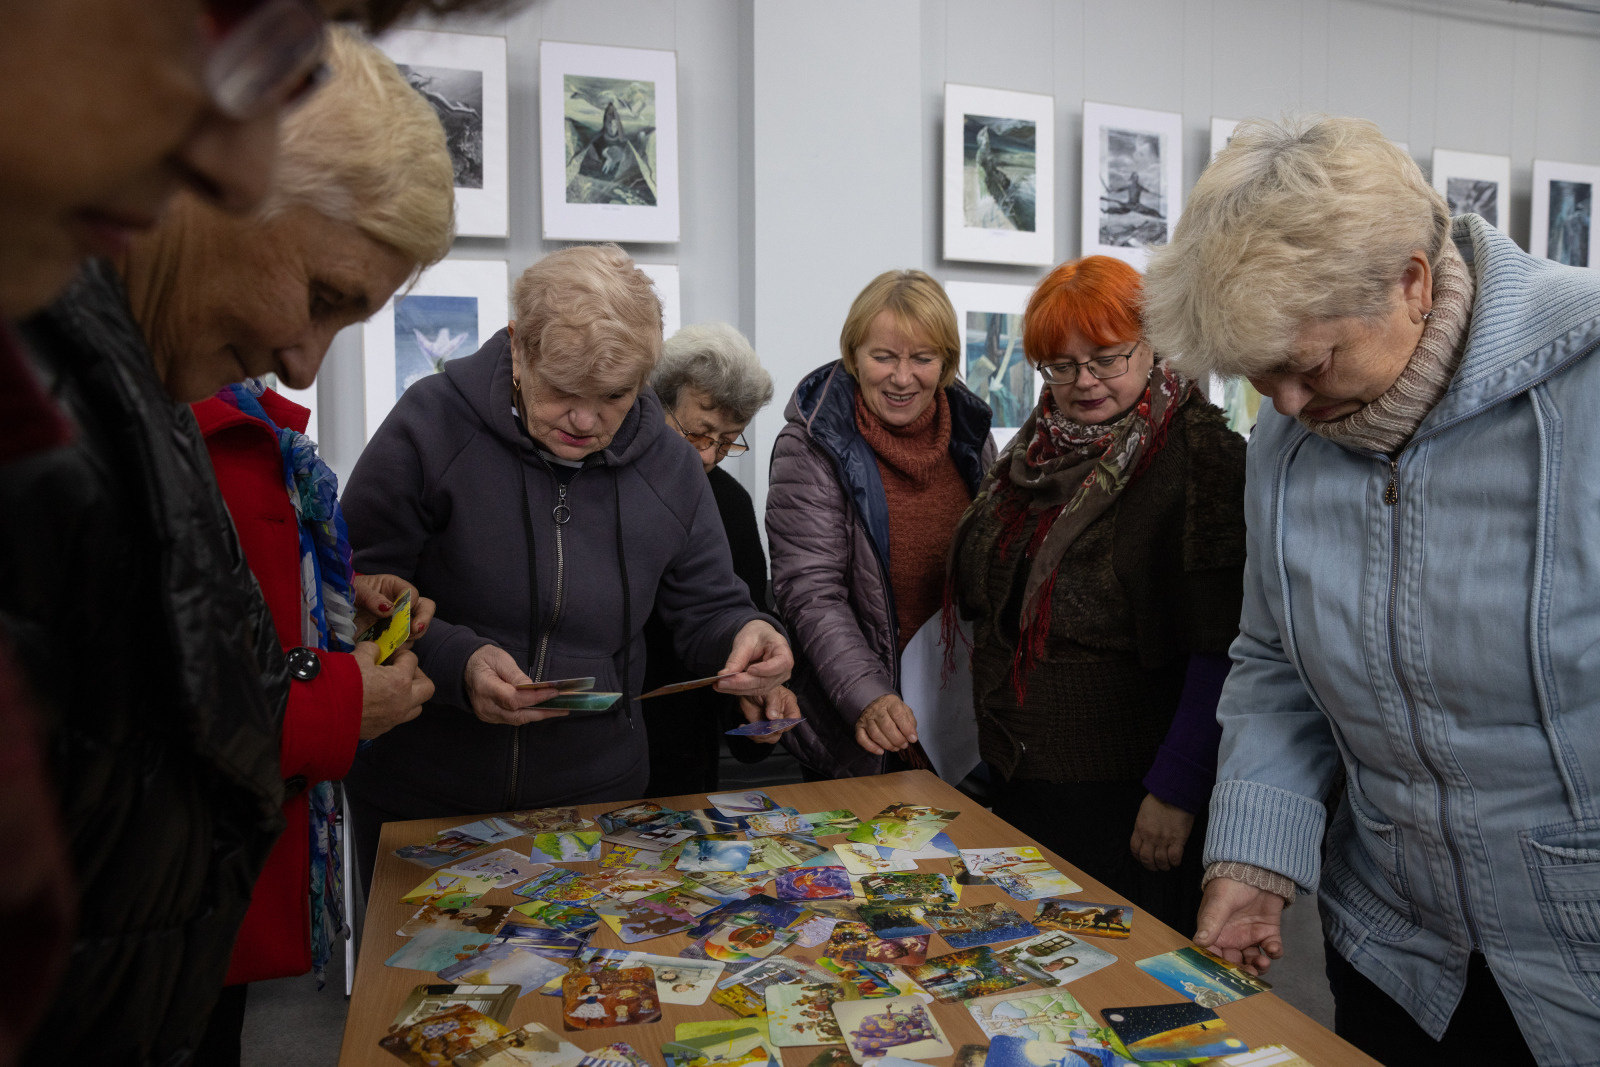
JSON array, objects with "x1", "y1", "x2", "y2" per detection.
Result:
[{"x1": 193, "y1": 389, "x2": 363, "y2": 985}]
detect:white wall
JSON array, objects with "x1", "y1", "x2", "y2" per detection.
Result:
[{"x1": 320, "y1": 0, "x2": 1600, "y2": 517}]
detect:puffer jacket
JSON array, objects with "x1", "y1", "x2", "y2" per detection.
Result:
[
  {"x1": 1204, "y1": 215, "x2": 1600, "y2": 1063},
  {"x1": 3, "y1": 261, "x2": 288, "y2": 1063},
  {"x1": 342, "y1": 329, "x2": 780, "y2": 822},
  {"x1": 767, "y1": 360, "x2": 994, "y2": 779}
]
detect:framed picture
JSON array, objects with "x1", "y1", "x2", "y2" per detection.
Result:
[
  {"x1": 1081, "y1": 101, "x2": 1183, "y2": 270},
  {"x1": 1209, "y1": 118, "x2": 1239, "y2": 164},
  {"x1": 362, "y1": 259, "x2": 509, "y2": 439},
  {"x1": 1207, "y1": 376, "x2": 1265, "y2": 439},
  {"x1": 1432, "y1": 150, "x2": 1511, "y2": 233},
  {"x1": 945, "y1": 281, "x2": 1036, "y2": 449},
  {"x1": 636, "y1": 263, "x2": 681, "y2": 337},
  {"x1": 378, "y1": 30, "x2": 508, "y2": 238},
  {"x1": 540, "y1": 41, "x2": 680, "y2": 244},
  {"x1": 941, "y1": 84, "x2": 1054, "y2": 266},
  {"x1": 1531, "y1": 160, "x2": 1600, "y2": 267}
]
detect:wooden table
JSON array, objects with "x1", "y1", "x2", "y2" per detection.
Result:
[{"x1": 339, "y1": 770, "x2": 1374, "y2": 1065}]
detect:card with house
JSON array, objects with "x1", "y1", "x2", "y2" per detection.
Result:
[
  {"x1": 997, "y1": 931, "x2": 1116, "y2": 986},
  {"x1": 905, "y1": 946, "x2": 1028, "y2": 1003}
]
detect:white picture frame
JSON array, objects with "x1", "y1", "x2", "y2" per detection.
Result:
[
  {"x1": 1081, "y1": 101, "x2": 1184, "y2": 271},
  {"x1": 941, "y1": 84, "x2": 1055, "y2": 266},
  {"x1": 945, "y1": 280, "x2": 1036, "y2": 450},
  {"x1": 1431, "y1": 150, "x2": 1511, "y2": 234},
  {"x1": 540, "y1": 41, "x2": 680, "y2": 244},
  {"x1": 377, "y1": 29, "x2": 508, "y2": 238},
  {"x1": 1209, "y1": 118, "x2": 1239, "y2": 164},
  {"x1": 636, "y1": 263, "x2": 681, "y2": 337},
  {"x1": 1531, "y1": 160, "x2": 1600, "y2": 267},
  {"x1": 362, "y1": 259, "x2": 509, "y2": 440}
]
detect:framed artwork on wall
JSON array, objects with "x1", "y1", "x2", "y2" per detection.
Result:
[
  {"x1": 378, "y1": 29, "x2": 509, "y2": 238},
  {"x1": 636, "y1": 263, "x2": 682, "y2": 337},
  {"x1": 941, "y1": 84, "x2": 1055, "y2": 266},
  {"x1": 1531, "y1": 160, "x2": 1600, "y2": 267},
  {"x1": 362, "y1": 259, "x2": 509, "y2": 439},
  {"x1": 945, "y1": 280, "x2": 1036, "y2": 450},
  {"x1": 1432, "y1": 150, "x2": 1511, "y2": 234},
  {"x1": 1209, "y1": 118, "x2": 1239, "y2": 164},
  {"x1": 540, "y1": 41, "x2": 680, "y2": 244},
  {"x1": 1081, "y1": 101, "x2": 1183, "y2": 271}
]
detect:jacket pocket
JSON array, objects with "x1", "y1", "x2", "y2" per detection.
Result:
[
  {"x1": 1526, "y1": 828, "x2": 1600, "y2": 1007},
  {"x1": 1321, "y1": 791, "x2": 1420, "y2": 943}
]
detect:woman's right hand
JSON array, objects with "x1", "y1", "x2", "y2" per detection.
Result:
[
  {"x1": 855, "y1": 693, "x2": 919, "y2": 755},
  {"x1": 354, "y1": 644, "x2": 434, "y2": 740},
  {"x1": 463, "y1": 644, "x2": 571, "y2": 726},
  {"x1": 1194, "y1": 876, "x2": 1286, "y2": 976}
]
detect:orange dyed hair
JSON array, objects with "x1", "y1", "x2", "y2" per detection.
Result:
[{"x1": 1023, "y1": 256, "x2": 1144, "y2": 363}]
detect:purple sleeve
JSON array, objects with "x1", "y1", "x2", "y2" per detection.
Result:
[{"x1": 1142, "y1": 652, "x2": 1231, "y2": 814}]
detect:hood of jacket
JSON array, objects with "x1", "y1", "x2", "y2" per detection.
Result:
[
  {"x1": 441, "y1": 327, "x2": 666, "y2": 470},
  {"x1": 782, "y1": 359, "x2": 993, "y2": 562}
]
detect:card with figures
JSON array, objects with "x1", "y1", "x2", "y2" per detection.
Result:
[
  {"x1": 997, "y1": 931, "x2": 1116, "y2": 986},
  {"x1": 967, "y1": 989, "x2": 1100, "y2": 1043},
  {"x1": 817, "y1": 956, "x2": 923, "y2": 999},
  {"x1": 392, "y1": 984, "x2": 521, "y2": 1029},
  {"x1": 437, "y1": 945, "x2": 570, "y2": 994},
  {"x1": 822, "y1": 921, "x2": 930, "y2": 966},
  {"x1": 384, "y1": 929, "x2": 499, "y2": 973},
  {"x1": 775, "y1": 865, "x2": 854, "y2": 901},
  {"x1": 801, "y1": 809, "x2": 860, "y2": 835},
  {"x1": 679, "y1": 869, "x2": 768, "y2": 903},
  {"x1": 446, "y1": 851, "x2": 553, "y2": 889},
  {"x1": 923, "y1": 902, "x2": 1039, "y2": 949},
  {"x1": 857, "y1": 903, "x2": 931, "y2": 939},
  {"x1": 745, "y1": 809, "x2": 814, "y2": 836},
  {"x1": 394, "y1": 831, "x2": 492, "y2": 869},
  {"x1": 1135, "y1": 945, "x2": 1272, "y2": 1007},
  {"x1": 504, "y1": 806, "x2": 593, "y2": 835},
  {"x1": 662, "y1": 1019, "x2": 775, "y2": 1067},
  {"x1": 831, "y1": 996, "x2": 953, "y2": 1064},
  {"x1": 905, "y1": 946, "x2": 1028, "y2": 1002},
  {"x1": 860, "y1": 872, "x2": 958, "y2": 906},
  {"x1": 683, "y1": 912, "x2": 799, "y2": 963},
  {"x1": 834, "y1": 842, "x2": 918, "y2": 875},
  {"x1": 453, "y1": 1021, "x2": 590, "y2": 1067},
  {"x1": 401, "y1": 871, "x2": 500, "y2": 910},
  {"x1": 398, "y1": 903, "x2": 513, "y2": 938},
  {"x1": 562, "y1": 967, "x2": 662, "y2": 1030},
  {"x1": 377, "y1": 1003, "x2": 507, "y2": 1066},
  {"x1": 766, "y1": 981, "x2": 861, "y2": 1046},
  {"x1": 510, "y1": 900, "x2": 600, "y2": 935},
  {"x1": 1032, "y1": 899, "x2": 1132, "y2": 939}
]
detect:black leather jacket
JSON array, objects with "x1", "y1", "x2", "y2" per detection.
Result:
[{"x1": 4, "y1": 261, "x2": 287, "y2": 1064}]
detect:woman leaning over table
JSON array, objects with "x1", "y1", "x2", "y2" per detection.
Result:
[
  {"x1": 947, "y1": 255, "x2": 1246, "y2": 936},
  {"x1": 767, "y1": 270, "x2": 995, "y2": 780},
  {"x1": 1142, "y1": 115, "x2": 1600, "y2": 1063},
  {"x1": 643, "y1": 322, "x2": 779, "y2": 796},
  {"x1": 341, "y1": 245, "x2": 796, "y2": 891}
]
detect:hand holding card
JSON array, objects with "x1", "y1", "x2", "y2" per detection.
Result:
[{"x1": 464, "y1": 645, "x2": 578, "y2": 727}]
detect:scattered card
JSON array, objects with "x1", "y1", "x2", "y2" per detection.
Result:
[
  {"x1": 888, "y1": 832, "x2": 959, "y2": 861},
  {"x1": 766, "y1": 981, "x2": 860, "y2": 1046},
  {"x1": 598, "y1": 803, "x2": 674, "y2": 834},
  {"x1": 775, "y1": 865, "x2": 853, "y2": 901},
  {"x1": 503, "y1": 807, "x2": 594, "y2": 835},
  {"x1": 678, "y1": 809, "x2": 751, "y2": 835},
  {"x1": 398, "y1": 904, "x2": 512, "y2": 938},
  {"x1": 1033, "y1": 900, "x2": 1132, "y2": 939},
  {"x1": 832, "y1": 995, "x2": 952, "y2": 1063},
  {"x1": 823, "y1": 921, "x2": 930, "y2": 966},
  {"x1": 446, "y1": 851, "x2": 553, "y2": 889},
  {"x1": 391, "y1": 984, "x2": 520, "y2": 1029},
  {"x1": 454, "y1": 1021, "x2": 589, "y2": 1067},
  {"x1": 745, "y1": 809, "x2": 813, "y2": 836},
  {"x1": 401, "y1": 872, "x2": 500, "y2": 911},
  {"x1": 603, "y1": 825, "x2": 699, "y2": 852},
  {"x1": 860, "y1": 872, "x2": 958, "y2": 906},
  {"x1": 385, "y1": 929, "x2": 498, "y2": 972},
  {"x1": 676, "y1": 838, "x2": 753, "y2": 873},
  {"x1": 905, "y1": 946, "x2": 1027, "y2": 1002},
  {"x1": 958, "y1": 847, "x2": 1048, "y2": 879},
  {"x1": 967, "y1": 989, "x2": 1099, "y2": 1043},
  {"x1": 950, "y1": 855, "x2": 992, "y2": 887},
  {"x1": 678, "y1": 870, "x2": 767, "y2": 903},
  {"x1": 858, "y1": 903, "x2": 932, "y2": 940},
  {"x1": 922, "y1": 902, "x2": 1039, "y2": 949},
  {"x1": 993, "y1": 866, "x2": 1082, "y2": 902},
  {"x1": 998, "y1": 931, "x2": 1116, "y2": 986},
  {"x1": 802, "y1": 809, "x2": 861, "y2": 835},
  {"x1": 684, "y1": 912, "x2": 800, "y2": 962},
  {"x1": 834, "y1": 842, "x2": 918, "y2": 875},
  {"x1": 510, "y1": 900, "x2": 600, "y2": 935},
  {"x1": 451, "y1": 818, "x2": 528, "y2": 846},
  {"x1": 707, "y1": 790, "x2": 781, "y2": 816},
  {"x1": 952, "y1": 1044, "x2": 988, "y2": 1067},
  {"x1": 595, "y1": 870, "x2": 687, "y2": 903},
  {"x1": 744, "y1": 834, "x2": 826, "y2": 873},
  {"x1": 526, "y1": 831, "x2": 604, "y2": 863},
  {"x1": 817, "y1": 956, "x2": 923, "y2": 1000},
  {"x1": 791, "y1": 914, "x2": 840, "y2": 947},
  {"x1": 1135, "y1": 946, "x2": 1273, "y2": 1006},
  {"x1": 378, "y1": 1004, "x2": 506, "y2": 1066},
  {"x1": 983, "y1": 1035, "x2": 1118, "y2": 1067},
  {"x1": 663, "y1": 1019, "x2": 774, "y2": 1067},
  {"x1": 562, "y1": 968, "x2": 661, "y2": 1030},
  {"x1": 394, "y1": 832, "x2": 490, "y2": 869},
  {"x1": 583, "y1": 1042, "x2": 652, "y2": 1067},
  {"x1": 1099, "y1": 1003, "x2": 1249, "y2": 1062},
  {"x1": 807, "y1": 1050, "x2": 855, "y2": 1067}
]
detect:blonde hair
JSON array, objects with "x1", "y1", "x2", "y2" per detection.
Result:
[
  {"x1": 265, "y1": 26, "x2": 455, "y2": 275},
  {"x1": 839, "y1": 270, "x2": 961, "y2": 390},
  {"x1": 512, "y1": 244, "x2": 662, "y2": 394},
  {"x1": 654, "y1": 322, "x2": 774, "y2": 424},
  {"x1": 1143, "y1": 115, "x2": 1450, "y2": 379}
]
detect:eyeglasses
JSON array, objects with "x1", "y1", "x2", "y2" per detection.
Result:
[
  {"x1": 668, "y1": 410, "x2": 749, "y2": 458},
  {"x1": 1037, "y1": 343, "x2": 1143, "y2": 384},
  {"x1": 202, "y1": 0, "x2": 329, "y2": 121}
]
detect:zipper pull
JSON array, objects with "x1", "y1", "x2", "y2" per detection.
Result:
[
  {"x1": 552, "y1": 482, "x2": 571, "y2": 525},
  {"x1": 1384, "y1": 459, "x2": 1398, "y2": 506}
]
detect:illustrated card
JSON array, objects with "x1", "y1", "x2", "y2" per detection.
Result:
[
  {"x1": 602, "y1": 843, "x2": 683, "y2": 871},
  {"x1": 628, "y1": 953, "x2": 726, "y2": 1005},
  {"x1": 511, "y1": 867, "x2": 580, "y2": 900},
  {"x1": 708, "y1": 984, "x2": 767, "y2": 1018},
  {"x1": 358, "y1": 587, "x2": 412, "y2": 664},
  {"x1": 437, "y1": 944, "x2": 571, "y2": 990},
  {"x1": 905, "y1": 946, "x2": 1027, "y2": 1002},
  {"x1": 923, "y1": 902, "x2": 1039, "y2": 949},
  {"x1": 378, "y1": 1003, "x2": 507, "y2": 1066},
  {"x1": 392, "y1": 984, "x2": 521, "y2": 1029},
  {"x1": 823, "y1": 921, "x2": 931, "y2": 966},
  {"x1": 849, "y1": 804, "x2": 959, "y2": 853},
  {"x1": 684, "y1": 913, "x2": 799, "y2": 962},
  {"x1": 527, "y1": 831, "x2": 604, "y2": 863},
  {"x1": 860, "y1": 872, "x2": 958, "y2": 907},
  {"x1": 598, "y1": 802, "x2": 673, "y2": 834},
  {"x1": 818, "y1": 956, "x2": 924, "y2": 1000},
  {"x1": 766, "y1": 981, "x2": 860, "y2": 1046},
  {"x1": 1213, "y1": 1046, "x2": 1314, "y2": 1066},
  {"x1": 831, "y1": 996, "x2": 952, "y2": 1064},
  {"x1": 384, "y1": 929, "x2": 498, "y2": 973},
  {"x1": 958, "y1": 847, "x2": 1047, "y2": 879},
  {"x1": 745, "y1": 834, "x2": 828, "y2": 872},
  {"x1": 707, "y1": 790, "x2": 781, "y2": 816},
  {"x1": 857, "y1": 903, "x2": 931, "y2": 940},
  {"x1": 603, "y1": 825, "x2": 699, "y2": 852},
  {"x1": 952, "y1": 1044, "x2": 989, "y2": 1067},
  {"x1": 595, "y1": 869, "x2": 686, "y2": 903},
  {"x1": 663, "y1": 1019, "x2": 774, "y2": 1067},
  {"x1": 1032, "y1": 900, "x2": 1132, "y2": 939},
  {"x1": 998, "y1": 931, "x2": 1116, "y2": 986},
  {"x1": 713, "y1": 955, "x2": 838, "y2": 1006},
  {"x1": 511, "y1": 900, "x2": 600, "y2": 935},
  {"x1": 967, "y1": 989, "x2": 1100, "y2": 1043},
  {"x1": 679, "y1": 808, "x2": 751, "y2": 835},
  {"x1": 993, "y1": 866, "x2": 1082, "y2": 902},
  {"x1": 562, "y1": 967, "x2": 661, "y2": 1030},
  {"x1": 447, "y1": 851, "x2": 553, "y2": 889},
  {"x1": 607, "y1": 894, "x2": 700, "y2": 943},
  {"x1": 402, "y1": 872, "x2": 500, "y2": 911},
  {"x1": 452, "y1": 818, "x2": 528, "y2": 845},
  {"x1": 888, "y1": 832, "x2": 959, "y2": 861},
  {"x1": 745, "y1": 809, "x2": 814, "y2": 836},
  {"x1": 791, "y1": 914, "x2": 840, "y2": 947},
  {"x1": 982, "y1": 1034, "x2": 1120, "y2": 1067},
  {"x1": 686, "y1": 895, "x2": 805, "y2": 939},
  {"x1": 950, "y1": 856, "x2": 992, "y2": 887},
  {"x1": 1099, "y1": 1003, "x2": 1249, "y2": 1061},
  {"x1": 454, "y1": 1021, "x2": 589, "y2": 1067},
  {"x1": 1135, "y1": 946, "x2": 1272, "y2": 1006},
  {"x1": 584, "y1": 1042, "x2": 652, "y2": 1067},
  {"x1": 490, "y1": 919, "x2": 590, "y2": 958},
  {"x1": 835, "y1": 842, "x2": 918, "y2": 875},
  {"x1": 775, "y1": 865, "x2": 854, "y2": 901},
  {"x1": 676, "y1": 837, "x2": 753, "y2": 873},
  {"x1": 808, "y1": 1049, "x2": 856, "y2": 1067},
  {"x1": 503, "y1": 806, "x2": 593, "y2": 835},
  {"x1": 802, "y1": 809, "x2": 861, "y2": 835},
  {"x1": 679, "y1": 870, "x2": 767, "y2": 903},
  {"x1": 726, "y1": 716, "x2": 804, "y2": 737},
  {"x1": 395, "y1": 832, "x2": 490, "y2": 869},
  {"x1": 398, "y1": 904, "x2": 512, "y2": 938}
]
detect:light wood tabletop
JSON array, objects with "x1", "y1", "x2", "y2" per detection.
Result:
[{"x1": 339, "y1": 770, "x2": 1375, "y2": 1066}]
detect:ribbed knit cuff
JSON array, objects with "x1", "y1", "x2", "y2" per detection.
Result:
[
  {"x1": 1202, "y1": 778, "x2": 1327, "y2": 893},
  {"x1": 1204, "y1": 861, "x2": 1297, "y2": 906}
]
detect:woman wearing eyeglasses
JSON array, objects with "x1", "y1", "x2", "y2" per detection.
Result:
[
  {"x1": 768, "y1": 270, "x2": 995, "y2": 780},
  {"x1": 948, "y1": 255, "x2": 1246, "y2": 934},
  {"x1": 643, "y1": 322, "x2": 779, "y2": 795}
]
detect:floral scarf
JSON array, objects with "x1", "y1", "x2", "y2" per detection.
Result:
[{"x1": 218, "y1": 380, "x2": 354, "y2": 988}]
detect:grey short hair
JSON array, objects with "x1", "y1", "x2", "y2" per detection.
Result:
[
  {"x1": 652, "y1": 322, "x2": 774, "y2": 424},
  {"x1": 1144, "y1": 114, "x2": 1450, "y2": 379}
]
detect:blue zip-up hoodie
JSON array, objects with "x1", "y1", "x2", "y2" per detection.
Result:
[{"x1": 1204, "y1": 215, "x2": 1600, "y2": 1062}]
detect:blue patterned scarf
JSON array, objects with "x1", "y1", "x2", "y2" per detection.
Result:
[{"x1": 218, "y1": 380, "x2": 353, "y2": 987}]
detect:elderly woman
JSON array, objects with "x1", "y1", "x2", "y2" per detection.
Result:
[
  {"x1": 768, "y1": 270, "x2": 994, "y2": 779},
  {"x1": 643, "y1": 322, "x2": 779, "y2": 796},
  {"x1": 1144, "y1": 115, "x2": 1600, "y2": 1062},
  {"x1": 948, "y1": 256, "x2": 1246, "y2": 934},
  {"x1": 342, "y1": 245, "x2": 794, "y2": 885}
]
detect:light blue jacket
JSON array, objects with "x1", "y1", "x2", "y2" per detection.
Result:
[{"x1": 1205, "y1": 214, "x2": 1600, "y2": 1063}]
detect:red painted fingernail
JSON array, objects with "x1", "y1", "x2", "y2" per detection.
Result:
[{"x1": 379, "y1": 602, "x2": 392, "y2": 613}]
